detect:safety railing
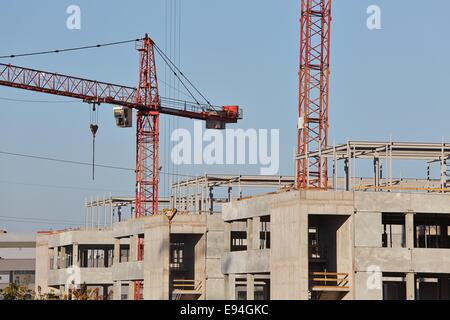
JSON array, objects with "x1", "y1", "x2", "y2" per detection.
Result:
[
  {"x1": 172, "y1": 279, "x2": 203, "y2": 295},
  {"x1": 311, "y1": 272, "x2": 350, "y2": 291}
]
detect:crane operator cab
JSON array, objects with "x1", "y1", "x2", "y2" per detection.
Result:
[{"x1": 113, "y1": 107, "x2": 133, "y2": 128}]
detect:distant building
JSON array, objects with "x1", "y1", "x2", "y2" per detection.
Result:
[{"x1": 0, "y1": 233, "x2": 36, "y2": 292}]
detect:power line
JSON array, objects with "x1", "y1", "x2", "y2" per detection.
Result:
[
  {"x1": 0, "y1": 217, "x2": 80, "y2": 227},
  {"x1": 0, "y1": 214, "x2": 83, "y2": 224},
  {"x1": 0, "y1": 180, "x2": 133, "y2": 193},
  {"x1": 0, "y1": 97, "x2": 78, "y2": 104},
  {"x1": 0, "y1": 150, "x2": 133, "y2": 172},
  {"x1": 0, "y1": 38, "x2": 142, "y2": 59},
  {"x1": 0, "y1": 150, "x2": 196, "y2": 178},
  {"x1": 154, "y1": 45, "x2": 202, "y2": 106},
  {"x1": 154, "y1": 42, "x2": 215, "y2": 109}
]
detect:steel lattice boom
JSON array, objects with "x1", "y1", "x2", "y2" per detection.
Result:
[
  {"x1": 297, "y1": 0, "x2": 332, "y2": 189},
  {"x1": 0, "y1": 64, "x2": 240, "y2": 123}
]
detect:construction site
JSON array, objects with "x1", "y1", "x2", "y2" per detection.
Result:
[{"x1": 2, "y1": 1, "x2": 450, "y2": 301}]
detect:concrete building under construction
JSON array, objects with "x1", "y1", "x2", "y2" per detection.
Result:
[{"x1": 35, "y1": 141, "x2": 450, "y2": 300}]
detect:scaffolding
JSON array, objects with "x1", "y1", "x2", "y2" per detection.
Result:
[
  {"x1": 84, "y1": 196, "x2": 171, "y2": 229},
  {"x1": 297, "y1": 141, "x2": 450, "y2": 193},
  {"x1": 170, "y1": 174, "x2": 295, "y2": 214}
]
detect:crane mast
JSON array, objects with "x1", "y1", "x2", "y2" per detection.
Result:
[
  {"x1": 297, "y1": 0, "x2": 332, "y2": 189},
  {"x1": 135, "y1": 35, "x2": 160, "y2": 218}
]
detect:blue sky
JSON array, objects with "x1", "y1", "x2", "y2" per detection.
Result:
[{"x1": 1, "y1": 0, "x2": 450, "y2": 232}]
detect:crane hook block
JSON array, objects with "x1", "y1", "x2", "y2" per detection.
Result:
[{"x1": 90, "y1": 124, "x2": 99, "y2": 138}]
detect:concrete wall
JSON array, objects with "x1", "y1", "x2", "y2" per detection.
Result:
[
  {"x1": 35, "y1": 234, "x2": 50, "y2": 293},
  {"x1": 48, "y1": 268, "x2": 113, "y2": 287},
  {"x1": 354, "y1": 192, "x2": 450, "y2": 214},
  {"x1": 270, "y1": 192, "x2": 308, "y2": 300},
  {"x1": 222, "y1": 250, "x2": 270, "y2": 274},
  {"x1": 336, "y1": 215, "x2": 354, "y2": 300},
  {"x1": 205, "y1": 215, "x2": 225, "y2": 300},
  {"x1": 143, "y1": 216, "x2": 170, "y2": 300},
  {"x1": 222, "y1": 190, "x2": 355, "y2": 300},
  {"x1": 112, "y1": 261, "x2": 143, "y2": 281}
]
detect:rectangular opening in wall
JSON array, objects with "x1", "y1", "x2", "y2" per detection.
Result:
[
  {"x1": 235, "y1": 278, "x2": 247, "y2": 300},
  {"x1": 415, "y1": 274, "x2": 450, "y2": 300},
  {"x1": 309, "y1": 227, "x2": 321, "y2": 259},
  {"x1": 382, "y1": 273, "x2": 406, "y2": 300},
  {"x1": 260, "y1": 216, "x2": 270, "y2": 249},
  {"x1": 170, "y1": 242, "x2": 185, "y2": 271},
  {"x1": 416, "y1": 275, "x2": 439, "y2": 300},
  {"x1": 308, "y1": 214, "x2": 351, "y2": 300},
  {"x1": 169, "y1": 234, "x2": 203, "y2": 300},
  {"x1": 230, "y1": 220, "x2": 247, "y2": 252},
  {"x1": 414, "y1": 214, "x2": 450, "y2": 249},
  {"x1": 120, "y1": 245, "x2": 130, "y2": 263},
  {"x1": 79, "y1": 246, "x2": 113, "y2": 268},
  {"x1": 121, "y1": 284, "x2": 128, "y2": 300},
  {"x1": 382, "y1": 213, "x2": 405, "y2": 248},
  {"x1": 254, "y1": 274, "x2": 270, "y2": 300}
]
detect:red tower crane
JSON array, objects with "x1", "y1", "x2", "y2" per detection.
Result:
[
  {"x1": 297, "y1": 0, "x2": 332, "y2": 189},
  {"x1": 0, "y1": 34, "x2": 241, "y2": 300},
  {"x1": 0, "y1": 34, "x2": 241, "y2": 218}
]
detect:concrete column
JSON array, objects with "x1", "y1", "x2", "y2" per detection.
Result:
[
  {"x1": 246, "y1": 218, "x2": 253, "y2": 250},
  {"x1": 73, "y1": 243, "x2": 79, "y2": 267},
  {"x1": 405, "y1": 211, "x2": 415, "y2": 249},
  {"x1": 374, "y1": 157, "x2": 380, "y2": 188},
  {"x1": 224, "y1": 222, "x2": 231, "y2": 252},
  {"x1": 113, "y1": 281, "x2": 122, "y2": 300},
  {"x1": 270, "y1": 201, "x2": 309, "y2": 300},
  {"x1": 225, "y1": 274, "x2": 236, "y2": 300},
  {"x1": 143, "y1": 218, "x2": 170, "y2": 300},
  {"x1": 128, "y1": 281, "x2": 135, "y2": 300},
  {"x1": 252, "y1": 217, "x2": 261, "y2": 250},
  {"x1": 113, "y1": 238, "x2": 120, "y2": 264},
  {"x1": 60, "y1": 247, "x2": 66, "y2": 268},
  {"x1": 53, "y1": 247, "x2": 58, "y2": 269},
  {"x1": 247, "y1": 274, "x2": 255, "y2": 300},
  {"x1": 406, "y1": 272, "x2": 416, "y2": 300},
  {"x1": 194, "y1": 235, "x2": 206, "y2": 299},
  {"x1": 130, "y1": 235, "x2": 138, "y2": 262}
]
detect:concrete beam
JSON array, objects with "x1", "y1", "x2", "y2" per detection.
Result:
[{"x1": 113, "y1": 280, "x2": 121, "y2": 300}]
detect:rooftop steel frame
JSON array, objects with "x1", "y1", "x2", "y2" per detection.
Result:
[{"x1": 297, "y1": 141, "x2": 450, "y2": 193}]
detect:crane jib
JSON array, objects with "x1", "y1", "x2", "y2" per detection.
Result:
[{"x1": 0, "y1": 63, "x2": 241, "y2": 123}]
